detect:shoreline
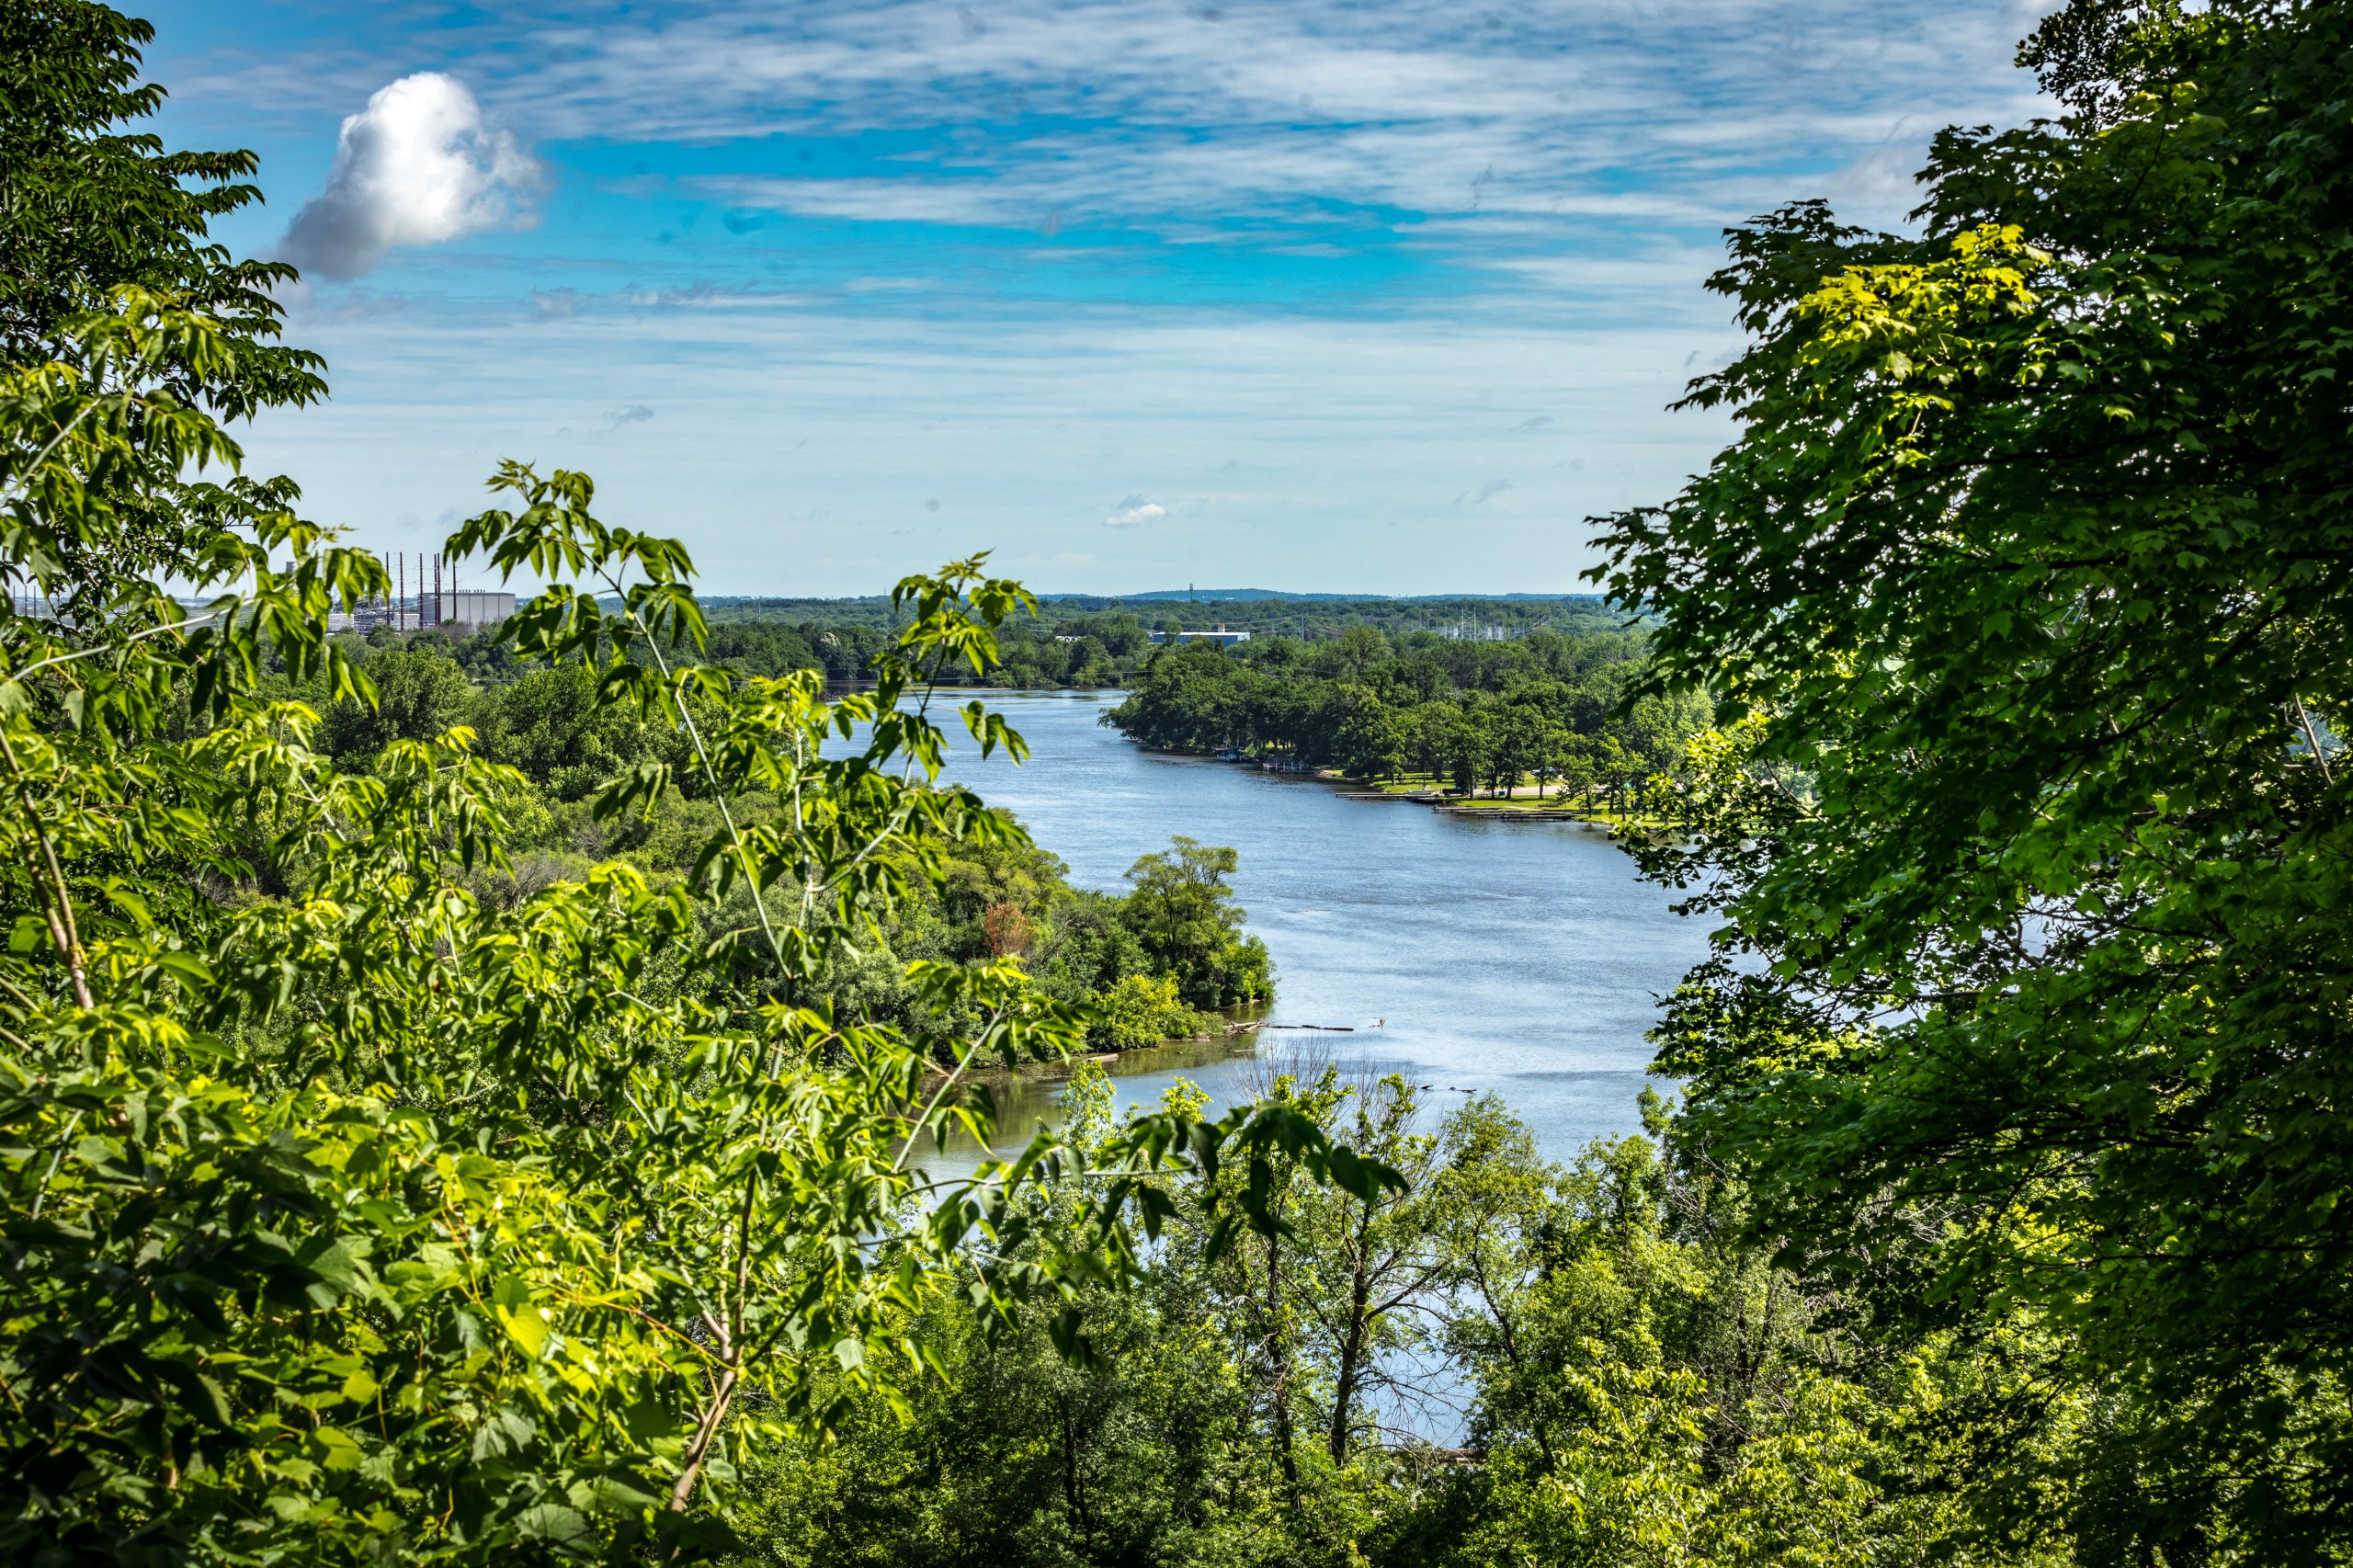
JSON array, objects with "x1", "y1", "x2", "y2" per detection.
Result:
[
  {"x1": 923, "y1": 1017, "x2": 1267, "y2": 1083},
  {"x1": 1130, "y1": 742, "x2": 1648, "y2": 836}
]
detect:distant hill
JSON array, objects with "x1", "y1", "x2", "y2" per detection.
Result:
[
  {"x1": 1085, "y1": 589, "x2": 1607, "y2": 604},
  {"x1": 697, "y1": 591, "x2": 1612, "y2": 608},
  {"x1": 1109, "y1": 588, "x2": 1349, "y2": 602}
]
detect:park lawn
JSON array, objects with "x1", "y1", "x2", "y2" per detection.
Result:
[{"x1": 1442, "y1": 796, "x2": 1673, "y2": 831}]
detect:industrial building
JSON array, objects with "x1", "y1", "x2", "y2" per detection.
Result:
[
  {"x1": 426, "y1": 588, "x2": 517, "y2": 629},
  {"x1": 327, "y1": 553, "x2": 514, "y2": 633}
]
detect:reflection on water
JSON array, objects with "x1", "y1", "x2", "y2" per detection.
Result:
[{"x1": 906, "y1": 691, "x2": 1716, "y2": 1182}]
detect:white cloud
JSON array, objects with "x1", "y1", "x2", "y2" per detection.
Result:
[
  {"x1": 1105, "y1": 494, "x2": 1167, "y2": 528},
  {"x1": 202, "y1": 3, "x2": 2048, "y2": 260},
  {"x1": 279, "y1": 73, "x2": 541, "y2": 281},
  {"x1": 488, "y1": 0, "x2": 2046, "y2": 242}
]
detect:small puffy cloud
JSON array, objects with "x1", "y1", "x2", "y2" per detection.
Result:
[
  {"x1": 605, "y1": 403, "x2": 655, "y2": 428},
  {"x1": 279, "y1": 73, "x2": 540, "y2": 281},
  {"x1": 1455, "y1": 478, "x2": 1514, "y2": 505},
  {"x1": 1104, "y1": 494, "x2": 1165, "y2": 528}
]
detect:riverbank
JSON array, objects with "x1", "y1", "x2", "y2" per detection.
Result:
[
  {"x1": 1161, "y1": 751, "x2": 1669, "y2": 836},
  {"x1": 924, "y1": 692, "x2": 1710, "y2": 1172},
  {"x1": 927, "y1": 1014, "x2": 1269, "y2": 1084}
]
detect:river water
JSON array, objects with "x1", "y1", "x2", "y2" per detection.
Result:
[{"x1": 915, "y1": 691, "x2": 1714, "y2": 1173}]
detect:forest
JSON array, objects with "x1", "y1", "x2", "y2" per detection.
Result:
[
  {"x1": 685, "y1": 596, "x2": 1623, "y2": 694},
  {"x1": 5, "y1": 1, "x2": 2351, "y2": 1564},
  {"x1": 541, "y1": 603, "x2": 1138, "y2": 693},
  {"x1": 1102, "y1": 627, "x2": 1712, "y2": 807},
  {"x1": 293, "y1": 630, "x2": 1274, "y2": 1043},
  {"x1": 703, "y1": 593, "x2": 1616, "y2": 640}
]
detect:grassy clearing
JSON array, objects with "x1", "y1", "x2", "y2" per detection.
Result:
[{"x1": 1436, "y1": 796, "x2": 1673, "y2": 832}]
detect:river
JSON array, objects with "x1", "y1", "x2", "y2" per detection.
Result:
[{"x1": 912, "y1": 690, "x2": 1715, "y2": 1175}]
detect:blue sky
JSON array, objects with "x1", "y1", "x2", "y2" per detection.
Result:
[{"x1": 140, "y1": 0, "x2": 2053, "y2": 596}]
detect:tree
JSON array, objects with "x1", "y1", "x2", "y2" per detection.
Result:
[
  {"x1": 1088, "y1": 971, "x2": 1207, "y2": 1051},
  {"x1": 1063, "y1": 610, "x2": 1146, "y2": 662},
  {"x1": 1529, "y1": 718, "x2": 1572, "y2": 800},
  {"x1": 313, "y1": 644, "x2": 479, "y2": 767},
  {"x1": 1290, "y1": 1077, "x2": 1522, "y2": 1468},
  {"x1": 1438, "y1": 707, "x2": 1490, "y2": 797},
  {"x1": 1102, "y1": 643, "x2": 1244, "y2": 754},
  {"x1": 0, "y1": 0, "x2": 324, "y2": 602},
  {"x1": 1595, "y1": 0, "x2": 2353, "y2": 1554},
  {"x1": 723, "y1": 1064, "x2": 1403, "y2": 1568},
  {"x1": 1334, "y1": 685, "x2": 1407, "y2": 782},
  {"x1": 1120, "y1": 835, "x2": 1272, "y2": 1007},
  {"x1": 1490, "y1": 704, "x2": 1546, "y2": 798},
  {"x1": 1408, "y1": 1121, "x2": 1997, "y2": 1568},
  {"x1": 473, "y1": 659, "x2": 673, "y2": 798},
  {"x1": 1552, "y1": 736, "x2": 1599, "y2": 810}
]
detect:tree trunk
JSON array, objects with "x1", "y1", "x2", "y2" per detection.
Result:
[
  {"x1": 1328, "y1": 1275, "x2": 1372, "y2": 1464},
  {"x1": 1058, "y1": 1393, "x2": 1091, "y2": 1535},
  {"x1": 1328, "y1": 1193, "x2": 1381, "y2": 1466},
  {"x1": 1264, "y1": 1228, "x2": 1298, "y2": 1491}
]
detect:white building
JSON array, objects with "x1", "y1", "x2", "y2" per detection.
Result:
[
  {"x1": 1147, "y1": 622, "x2": 1252, "y2": 647},
  {"x1": 429, "y1": 589, "x2": 517, "y2": 628}
]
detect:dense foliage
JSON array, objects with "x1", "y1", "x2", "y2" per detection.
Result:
[
  {"x1": 0, "y1": 0, "x2": 321, "y2": 598},
  {"x1": 695, "y1": 597, "x2": 1620, "y2": 692},
  {"x1": 283, "y1": 622, "x2": 1276, "y2": 1042},
  {"x1": 0, "y1": 8, "x2": 1394, "y2": 1561},
  {"x1": 717, "y1": 1064, "x2": 2088, "y2": 1568},
  {"x1": 707, "y1": 595, "x2": 1614, "y2": 640},
  {"x1": 274, "y1": 631, "x2": 1271, "y2": 1035},
  {"x1": 1597, "y1": 0, "x2": 2353, "y2": 1559},
  {"x1": 1105, "y1": 629, "x2": 1711, "y2": 804},
  {"x1": 419, "y1": 616, "x2": 886, "y2": 694}
]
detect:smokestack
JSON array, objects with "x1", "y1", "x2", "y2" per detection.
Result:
[
  {"x1": 432, "y1": 552, "x2": 443, "y2": 627},
  {"x1": 398, "y1": 553, "x2": 405, "y2": 630}
]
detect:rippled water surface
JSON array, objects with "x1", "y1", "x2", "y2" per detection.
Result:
[{"x1": 915, "y1": 691, "x2": 1714, "y2": 1169}]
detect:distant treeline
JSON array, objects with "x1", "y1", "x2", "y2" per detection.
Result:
[
  {"x1": 686, "y1": 594, "x2": 1625, "y2": 686},
  {"x1": 1105, "y1": 625, "x2": 1711, "y2": 801},
  {"x1": 409, "y1": 617, "x2": 892, "y2": 688},
  {"x1": 367, "y1": 608, "x2": 1699, "y2": 799},
  {"x1": 436, "y1": 608, "x2": 1157, "y2": 690},
  {"x1": 1072, "y1": 594, "x2": 1621, "y2": 641}
]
